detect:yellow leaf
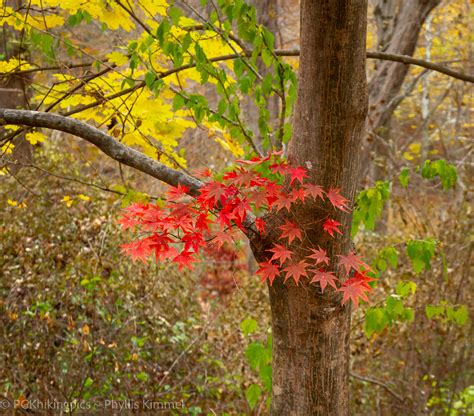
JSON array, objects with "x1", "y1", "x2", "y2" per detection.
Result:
[
  {"x1": 7, "y1": 199, "x2": 18, "y2": 206},
  {"x1": 2, "y1": 142, "x2": 14, "y2": 154},
  {"x1": 403, "y1": 152, "x2": 414, "y2": 161},
  {"x1": 82, "y1": 324, "x2": 90, "y2": 335},
  {"x1": 78, "y1": 194, "x2": 90, "y2": 201},
  {"x1": 62, "y1": 196, "x2": 73, "y2": 207},
  {"x1": 106, "y1": 51, "x2": 129, "y2": 66},
  {"x1": 25, "y1": 131, "x2": 47, "y2": 145},
  {"x1": 408, "y1": 143, "x2": 421, "y2": 154}
]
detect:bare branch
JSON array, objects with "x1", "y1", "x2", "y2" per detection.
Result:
[
  {"x1": 350, "y1": 372, "x2": 404, "y2": 403},
  {"x1": 273, "y1": 49, "x2": 473, "y2": 83},
  {"x1": 365, "y1": 51, "x2": 473, "y2": 83},
  {"x1": 0, "y1": 109, "x2": 203, "y2": 195}
]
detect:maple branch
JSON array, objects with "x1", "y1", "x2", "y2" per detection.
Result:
[{"x1": 0, "y1": 109, "x2": 203, "y2": 195}]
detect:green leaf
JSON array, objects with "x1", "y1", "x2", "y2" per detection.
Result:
[
  {"x1": 83, "y1": 377, "x2": 93, "y2": 389},
  {"x1": 386, "y1": 295, "x2": 404, "y2": 315},
  {"x1": 156, "y1": 19, "x2": 171, "y2": 45},
  {"x1": 173, "y1": 94, "x2": 186, "y2": 111},
  {"x1": 240, "y1": 318, "x2": 258, "y2": 336},
  {"x1": 453, "y1": 305, "x2": 468, "y2": 326},
  {"x1": 401, "y1": 308, "x2": 414, "y2": 323},
  {"x1": 262, "y1": 28, "x2": 275, "y2": 50},
  {"x1": 261, "y1": 49, "x2": 273, "y2": 67},
  {"x1": 425, "y1": 304, "x2": 444, "y2": 319},
  {"x1": 448, "y1": 305, "x2": 469, "y2": 326},
  {"x1": 406, "y1": 239, "x2": 437, "y2": 273},
  {"x1": 144, "y1": 71, "x2": 156, "y2": 90},
  {"x1": 246, "y1": 384, "x2": 262, "y2": 410},
  {"x1": 168, "y1": 7, "x2": 182, "y2": 25},
  {"x1": 395, "y1": 281, "x2": 417, "y2": 298},
  {"x1": 352, "y1": 181, "x2": 391, "y2": 236},
  {"x1": 245, "y1": 343, "x2": 265, "y2": 370},
  {"x1": 420, "y1": 159, "x2": 457, "y2": 190},
  {"x1": 136, "y1": 372, "x2": 149, "y2": 382},
  {"x1": 399, "y1": 168, "x2": 410, "y2": 188},
  {"x1": 259, "y1": 365, "x2": 272, "y2": 391},
  {"x1": 364, "y1": 307, "x2": 388, "y2": 337}
]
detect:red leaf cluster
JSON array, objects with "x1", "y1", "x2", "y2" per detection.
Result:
[{"x1": 120, "y1": 152, "x2": 373, "y2": 306}]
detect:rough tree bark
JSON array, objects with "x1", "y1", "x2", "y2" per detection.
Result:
[
  {"x1": 0, "y1": 0, "x2": 32, "y2": 172},
  {"x1": 255, "y1": 1, "x2": 368, "y2": 414}
]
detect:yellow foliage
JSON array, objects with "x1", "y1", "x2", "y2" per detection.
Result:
[
  {"x1": 25, "y1": 131, "x2": 47, "y2": 145},
  {"x1": 1, "y1": 0, "x2": 246, "y2": 165},
  {"x1": 62, "y1": 196, "x2": 73, "y2": 207},
  {"x1": 2, "y1": 142, "x2": 14, "y2": 155},
  {"x1": 0, "y1": 58, "x2": 32, "y2": 74}
]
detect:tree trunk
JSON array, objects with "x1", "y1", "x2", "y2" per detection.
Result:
[
  {"x1": 0, "y1": 0, "x2": 32, "y2": 172},
  {"x1": 363, "y1": 0, "x2": 440, "y2": 182},
  {"x1": 368, "y1": 0, "x2": 440, "y2": 132},
  {"x1": 260, "y1": 0, "x2": 368, "y2": 414}
]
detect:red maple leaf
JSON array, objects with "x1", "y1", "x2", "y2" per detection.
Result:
[
  {"x1": 166, "y1": 184, "x2": 190, "y2": 199},
  {"x1": 283, "y1": 260, "x2": 309, "y2": 285},
  {"x1": 273, "y1": 193, "x2": 293, "y2": 212},
  {"x1": 121, "y1": 239, "x2": 152, "y2": 263},
  {"x1": 264, "y1": 182, "x2": 283, "y2": 207},
  {"x1": 173, "y1": 251, "x2": 198, "y2": 270},
  {"x1": 212, "y1": 230, "x2": 235, "y2": 250},
  {"x1": 323, "y1": 218, "x2": 342, "y2": 237},
  {"x1": 118, "y1": 213, "x2": 139, "y2": 230},
  {"x1": 256, "y1": 260, "x2": 280, "y2": 285},
  {"x1": 307, "y1": 247, "x2": 330, "y2": 266},
  {"x1": 287, "y1": 166, "x2": 308, "y2": 185},
  {"x1": 246, "y1": 189, "x2": 269, "y2": 209},
  {"x1": 198, "y1": 182, "x2": 234, "y2": 209},
  {"x1": 227, "y1": 197, "x2": 250, "y2": 226},
  {"x1": 326, "y1": 188, "x2": 350, "y2": 212},
  {"x1": 278, "y1": 220, "x2": 303, "y2": 243},
  {"x1": 289, "y1": 188, "x2": 306, "y2": 203},
  {"x1": 255, "y1": 217, "x2": 266, "y2": 235},
  {"x1": 182, "y1": 232, "x2": 205, "y2": 252},
  {"x1": 267, "y1": 243, "x2": 293, "y2": 265},
  {"x1": 270, "y1": 161, "x2": 290, "y2": 175},
  {"x1": 195, "y1": 213, "x2": 210, "y2": 231},
  {"x1": 339, "y1": 272, "x2": 375, "y2": 307},
  {"x1": 193, "y1": 167, "x2": 212, "y2": 177},
  {"x1": 337, "y1": 252, "x2": 372, "y2": 275},
  {"x1": 303, "y1": 183, "x2": 325, "y2": 201},
  {"x1": 309, "y1": 269, "x2": 338, "y2": 292},
  {"x1": 223, "y1": 168, "x2": 267, "y2": 187}
]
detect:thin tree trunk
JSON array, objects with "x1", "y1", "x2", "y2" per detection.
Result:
[
  {"x1": 363, "y1": 0, "x2": 440, "y2": 182},
  {"x1": 0, "y1": 0, "x2": 32, "y2": 172},
  {"x1": 260, "y1": 1, "x2": 368, "y2": 414},
  {"x1": 368, "y1": 0, "x2": 440, "y2": 132}
]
